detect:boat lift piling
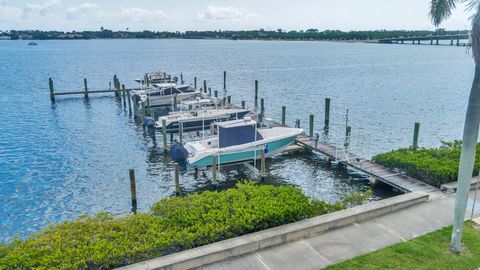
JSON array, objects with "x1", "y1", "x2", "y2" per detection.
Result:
[{"x1": 162, "y1": 119, "x2": 168, "y2": 153}]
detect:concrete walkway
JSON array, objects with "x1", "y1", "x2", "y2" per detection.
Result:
[{"x1": 200, "y1": 191, "x2": 480, "y2": 270}]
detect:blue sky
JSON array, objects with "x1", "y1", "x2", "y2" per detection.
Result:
[{"x1": 0, "y1": 0, "x2": 474, "y2": 31}]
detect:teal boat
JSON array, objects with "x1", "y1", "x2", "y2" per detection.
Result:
[{"x1": 180, "y1": 118, "x2": 303, "y2": 168}]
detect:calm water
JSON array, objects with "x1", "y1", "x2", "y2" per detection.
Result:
[{"x1": 0, "y1": 39, "x2": 473, "y2": 242}]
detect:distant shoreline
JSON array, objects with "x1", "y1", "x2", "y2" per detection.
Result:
[{"x1": 0, "y1": 29, "x2": 469, "y2": 43}]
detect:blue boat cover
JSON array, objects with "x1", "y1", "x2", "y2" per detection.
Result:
[{"x1": 219, "y1": 125, "x2": 263, "y2": 148}]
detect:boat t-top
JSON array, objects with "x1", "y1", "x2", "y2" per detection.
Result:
[{"x1": 134, "y1": 70, "x2": 173, "y2": 84}]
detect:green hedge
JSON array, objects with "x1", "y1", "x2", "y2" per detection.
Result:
[
  {"x1": 373, "y1": 141, "x2": 480, "y2": 187},
  {"x1": 0, "y1": 181, "x2": 371, "y2": 270}
]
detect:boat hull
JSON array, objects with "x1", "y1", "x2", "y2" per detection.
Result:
[
  {"x1": 159, "y1": 111, "x2": 250, "y2": 133},
  {"x1": 187, "y1": 135, "x2": 296, "y2": 168}
]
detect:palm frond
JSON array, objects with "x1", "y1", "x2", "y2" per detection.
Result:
[{"x1": 430, "y1": 0, "x2": 459, "y2": 26}]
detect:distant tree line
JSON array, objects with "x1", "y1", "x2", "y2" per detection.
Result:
[{"x1": 0, "y1": 29, "x2": 470, "y2": 41}]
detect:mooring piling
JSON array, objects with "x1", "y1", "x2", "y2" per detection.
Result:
[
  {"x1": 413, "y1": 122, "x2": 420, "y2": 149},
  {"x1": 180, "y1": 73, "x2": 184, "y2": 85},
  {"x1": 324, "y1": 98, "x2": 331, "y2": 131},
  {"x1": 122, "y1": 84, "x2": 126, "y2": 107},
  {"x1": 214, "y1": 90, "x2": 218, "y2": 98},
  {"x1": 175, "y1": 163, "x2": 180, "y2": 195},
  {"x1": 127, "y1": 87, "x2": 132, "y2": 114},
  {"x1": 203, "y1": 80, "x2": 207, "y2": 94},
  {"x1": 83, "y1": 78, "x2": 89, "y2": 99},
  {"x1": 208, "y1": 87, "x2": 212, "y2": 97},
  {"x1": 227, "y1": 96, "x2": 231, "y2": 104},
  {"x1": 141, "y1": 101, "x2": 146, "y2": 117},
  {"x1": 162, "y1": 119, "x2": 168, "y2": 153},
  {"x1": 241, "y1": 100, "x2": 246, "y2": 109},
  {"x1": 129, "y1": 169, "x2": 138, "y2": 214},
  {"x1": 49, "y1": 78, "x2": 55, "y2": 101},
  {"x1": 194, "y1": 77, "x2": 197, "y2": 89},
  {"x1": 223, "y1": 71, "x2": 227, "y2": 96},
  {"x1": 281, "y1": 106, "x2": 286, "y2": 126},
  {"x1": 173, "y1": 94, "x2": 177, "y2": 111},
  {"x1": 113, "y1": 75, "x2": 118, "y2": 97},
  {"x1": 309, "y1": 113, "x2": 314, "y2": 137},
  {"x1": 295, "y1": 118, "x2": 301, "y2": 128},
  {"x1": 255, "y1": 80, "x2": 259, "y2": 108}
]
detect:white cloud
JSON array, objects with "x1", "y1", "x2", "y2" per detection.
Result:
[
  {"x1": 198, "y1": 5, "x2": 258, "y2": 21},
  {"x1": 119, "y1": 7, "x2": 166, "y2": 22},
  {"x1": 24, "y1": 0, "x2": 60, "y2": 17},
  {"x1": 66, "y1": 3, "x2": 102, "y2": 20},
  {"x1": 0, "y1": 1, "x2": 22, "y2": 20}
]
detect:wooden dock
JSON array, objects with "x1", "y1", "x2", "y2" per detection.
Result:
[{"x1": 295, "y1": 135, "x2": 443, "y2": 197}]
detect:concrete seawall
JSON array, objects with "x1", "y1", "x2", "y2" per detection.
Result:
[{"x1": 118, "y1": 192, "x2": 428, "y2": 270}]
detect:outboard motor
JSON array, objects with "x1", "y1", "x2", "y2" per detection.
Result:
[
  {"x1": 170, "y1": 143, "x2": 189, "y2": 166},
  {"x1": 143, "y1": 116, "x2": 156, "y2": 135}
]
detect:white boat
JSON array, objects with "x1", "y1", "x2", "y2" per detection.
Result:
[
  {"x1": 135, "y1": 70, "x2": 173, "y2": 84},
  {"x1": 155, "y1": 103, "x2": 250, "y2": 133},
  {"x1": 131, "y1": 83, "x2": 200, "y2": 107},
  {"x1": 171, "y1": 118, "x2": 303, "y2": 168}
]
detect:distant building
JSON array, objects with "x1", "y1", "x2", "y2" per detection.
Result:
[
  {"x1": 58, "y1": 34, "x2": 84, "y2": 39},
  {"x1": 18, "y1": 35, "x2": 33, "y2": 40}
]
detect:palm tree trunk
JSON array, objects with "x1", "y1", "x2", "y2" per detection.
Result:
[{"x1": 450, "y1": 63, "x2": 480, "y2": 252}]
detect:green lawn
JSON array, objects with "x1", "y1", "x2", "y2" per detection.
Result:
[{"x1": 324, "y1": 222, "x2": 480, "y2": 270}]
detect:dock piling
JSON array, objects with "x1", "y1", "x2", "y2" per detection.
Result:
[
  {"x1": 127, "y1": 88, "x2": 132, "y2": 114},
  {"x1": 223, "y1": 71, "x2": 227, "y2": 96},
  {"x1": 122, "y1": 84, "x2": 126, "y2": 107},
  {"x1": 203, "y1": 80, "x2": 207, "y2": 94},
  {"x1": 260, "y1": 148, "x2": 266, "y2": 180},
  {"x1": 83, "y1": 78, "x2": 89, "y2": 99},
  {"x1": 281, "y1": 106, "x2": 286, "y2": 126},
  {"x1": 49, "y1": 78, "x2": 55, "y2": 101},
  {"x1": 227, "y1": 96, "x2": 231, "y2": 104},
  {"x1": 162, "y1": 119, "x2": 168, "y2": 153},
  {"x1": 180, "y1": 73, "x2": 184, "y2": 85},
  {"x1": 113, "y1": 75, "x2": 118, "y2": 97},
  {"x1": 129, "y1": 169, "x2": 138, "y2": 214},
  {"x1": 413, "y1": 122, "x2": 420, "y2": 150},
  {"x1": 324, "y1": 98, "x2": 331, "y2": 131},
  {"x1": 194, "y1": 77, "x2": 197, "y2": 89},
  {"x1": 241, "y1": 100, "x2": 246, "y2": 109},
  {"x1": 214, "y1": 90, "x2": 218, "y2": 98},
  {"x1": 175, "y1": 163, "x2": 180, "y2": 195},
  {"x1": 208, "y1": 87, "x2": 212, "y2": 97},
  {"x1": 255, "y1": 80, "x2": 259, "y2": 109},
  {"x1": 212, "y1": 156, "x2": 218, "y2": 184},
  {"x1": 309, "y1": 114, "x2": 314, "y2": 137},
  {"x1": 141, "y1": 101, "x2": 146, "y2": 117},
  {"x1": 295, "y1": 118, "x2": 301, "y2": 128}
]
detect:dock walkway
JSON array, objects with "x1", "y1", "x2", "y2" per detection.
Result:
[
  {"x1": 200, "y1": 190, "x2": 480, "y2": 270},
  {"x1": 295, "y1": 135, "x2": 443, "y2": 197}
]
